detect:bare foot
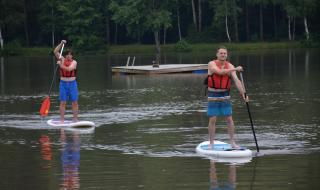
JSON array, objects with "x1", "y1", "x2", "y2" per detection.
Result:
[
  {"x1": 208, "y1": 143, "x2": 214, "y2": 150},
  {"x1": 73, "y1": 118, "x2": 78, "y2": 123},
  {"x1": 231, "y1": 143, "x2": 240, "y2": 149}
]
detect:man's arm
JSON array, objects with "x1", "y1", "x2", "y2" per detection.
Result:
[
  {"x1": 231, "y1": 71, "x2": 247, "y2": 101},
  {"x1": 209, "y1": 61, "x2": 242, "y2": 75},
  {"x1": 53, "y1": 40, "x2": 66, "y2": 59}
]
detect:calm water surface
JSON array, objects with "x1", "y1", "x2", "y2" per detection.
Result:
[{"x1": 0, "y1": 49, "x2": 319, "y2": 189}]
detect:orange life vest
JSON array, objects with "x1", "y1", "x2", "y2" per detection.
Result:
[
  {"x1": 60, "y1": 59, "x2": 76, "y2": 78},
  {"x1": 208, "y1": 61, "x2": 231, "y2": 90}
]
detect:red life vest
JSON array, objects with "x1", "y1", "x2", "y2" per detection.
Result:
[
  {"x1": 60, "y1": 59, "x2": 76, "y2": 78},
  {"x1": 208, "y1": 61, "x2": 231, "y2": 90}
]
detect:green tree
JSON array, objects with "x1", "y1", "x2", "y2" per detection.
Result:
[
  {"x1": 297, "y1": 0, "x2": 317, "y2": 41},
  {"x1": 109, "y1": 0, "x2": 148, "y2": 44},
  {"x1": 209, "y1": 0, "x2": 235, "y2": 42},
  {"x1": 57, "y1": 0, "x2": 104, "y2": 50},
  {"x1": 98, "y1": 0, "x2": 113, "y2": 45},
  {"x1": 38, "y1": 0, "x2": 63, "y2": 47},
  {"x1": 249, "y1": 0, "x2": 270, "y2": 41},
  {"x1": 0, "y1": 0, "x2": 25, "y2": 48},
  {"x1": 109, "y1": 0, "x2": 172, "y2": 64},
  {"x1": 283, "y1": 0, "x2": 299, "y2": 41}
]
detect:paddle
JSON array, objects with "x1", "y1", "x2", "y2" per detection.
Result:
[
  {"x1": 239, "y1": 72, "x2": 260, "y2": 152},
  {"x1": 39, "y1": 43, "x2": 64, "y2": 117}
]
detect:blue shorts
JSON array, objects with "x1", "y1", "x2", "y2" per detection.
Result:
[
  {"x1": 207, "y1": 91, "x2": 232, "y2": 117},
  {"x1": 59, "y1": 80, "x2": 78, "y2": 102}
]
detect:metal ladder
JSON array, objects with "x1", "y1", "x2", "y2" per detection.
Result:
[{"x1": 126, "y1": 56, "x2": 136, "y2": 67}]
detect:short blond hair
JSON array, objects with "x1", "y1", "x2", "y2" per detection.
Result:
[{"x1": 217, "y1": 46, "x2": 227, "y2": 53}]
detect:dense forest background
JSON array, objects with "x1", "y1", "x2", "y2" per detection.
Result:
[{"x1": 0, "y1": 0, "x2": 319, "y2": 51}]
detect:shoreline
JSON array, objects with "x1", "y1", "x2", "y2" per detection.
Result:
[{"x1": 0, "y1": 41, "x2": 310, "y2": 56}]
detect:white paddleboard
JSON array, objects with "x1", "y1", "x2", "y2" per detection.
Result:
[
  {"x1": 47, "y1": 119, "x2": 95, "y2": 133},
  {"x1": 196, "y1": 141, "x2": 252, "y2": 158}
]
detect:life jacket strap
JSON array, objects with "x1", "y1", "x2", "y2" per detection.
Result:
[
  {"x1": 208, "y1": 87, "x2": 230, "y2": 92},
  {"x1": 208, "y1": 96, "x2": 231, "y2": 101}
]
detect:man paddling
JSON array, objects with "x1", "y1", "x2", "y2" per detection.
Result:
[
  {"x1": 207, "y1": 46, "x2": 248, "y2": 149},
  {"x1": 54, "y1": 40, "x2": 78, "y2": 123}
]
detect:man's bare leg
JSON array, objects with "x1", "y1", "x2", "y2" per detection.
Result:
[
  {"x1": 226, "y1": 116, "x2": 239, "y2": 148},
  {"x1": 208, "y1": 116, "x2": 217, "y2": 149},
  {"x1": 72, "y1": 101, "x2": 78, "y2": 122},
  {"x1": 60, "y1": 101, "x2": 66, "y2": 123}
]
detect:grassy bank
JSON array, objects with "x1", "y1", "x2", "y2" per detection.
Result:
[
  {"x1": 108, "y1": 41, "x2": 302, "y2": 54},
  {"x1": 0, "y1": 41, "x2": 304, "y2": 56}
]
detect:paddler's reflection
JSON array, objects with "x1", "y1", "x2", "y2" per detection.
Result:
[
  {"x1": 60, "y1": 129, "x2": 80, "y2": 190},
  {"x1": 39, "y1": 135, "x2": 52, "y2": 169},
  {"x1": 209, "y1": 161, "x2": 236, "y2": 190}
]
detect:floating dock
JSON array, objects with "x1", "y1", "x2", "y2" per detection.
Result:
[{"x1": 112, "y1": 64, "x2": 208, "y2": 74}]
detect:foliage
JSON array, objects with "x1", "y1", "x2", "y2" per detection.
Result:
[
  {"x1": 174, "y1": 39, "x2": 192, "y2": 52},
  {"x1": 109, "y1": 0, "x2": 172, "y2": 41},
  {"x1": 0, "y1": 40, "x2": 23, "y2": 56},
  {"x1": 301, "y1": 34, "x2": 320, "y2": 48},
  {"x1": 38, "y1": 0, "x2": 61, "y2": 46},
  {"x1": 56, "y1": 0, "x2": 105, "y2": 51},
  {"x1": 1, "y1": 0, "x2": 320, "y2": 51},
  {"x1": 109, "y1": 0, "x2": 148, "y2": 40}
]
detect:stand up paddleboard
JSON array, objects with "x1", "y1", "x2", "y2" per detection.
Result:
[
  {"x1": 196, "y1": 141, "x2": 252, "y2": 158},
  {"x1": 47, "y1": 119, "x2": 95, "y2": 133}
]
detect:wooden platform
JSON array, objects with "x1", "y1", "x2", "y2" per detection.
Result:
[{"x1": 112, "y1": 64, "x2": 208, "y2": 74}]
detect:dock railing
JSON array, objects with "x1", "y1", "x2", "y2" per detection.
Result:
[{"x1": 126, "y1": 56, "x2": 136, "y2": 67}]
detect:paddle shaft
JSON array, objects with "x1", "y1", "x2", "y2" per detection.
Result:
[
  {"x1": 240, "y1": 72, "x2": 260, "y2": 152},
  {"x1": 48, "y1": 43, "x2": 64, "y2": 96}
]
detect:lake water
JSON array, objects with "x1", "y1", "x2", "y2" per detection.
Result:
[{"x1": 0, "y1": 49, "x2": 319, "y2": 189}]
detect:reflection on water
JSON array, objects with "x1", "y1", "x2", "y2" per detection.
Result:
[
  {"x1": 209, "y1": 161, "x2": 236, "y2": 190},
  {"x1": 1, "y1": 57, "x2": 4, "y2": 94},
  {"x1": 39, "y1": 135, "x2": 52, "y2": 169},
  {"x1": 60, "y1": 130, "x2": 81, "y2": 190}
]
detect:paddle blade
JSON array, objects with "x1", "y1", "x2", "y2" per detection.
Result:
[{"x1": 40, "y1": 96, "x2": 51, "y2": 117}]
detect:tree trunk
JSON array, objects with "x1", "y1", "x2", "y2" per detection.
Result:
[
  {"x1": 232, "y1": 0, "x2": 239, "y2": 42},
  {"x1": 303, "y1": 16, "x2": 310, "y2": 40},
  {"x1": 163, "y1": 27, "x2": 167, "y2": 45},
  {"x1": 1, "y1": 57, "x2": 4, "y2": 94},
  {"x1": 198, "y1": 0, "x2": 202, "y2": 32},
  {"x1": 177, "y1": 3, "x2": 182, "y2": 41},
  {"x1": 154, "y1": 31, "x2": 161, "y2": 64},
  {"x1": 106, "y1": 17, "x2": 110, "y2": 45},
  {"x1": 0, "y1": 27, "x2": 4, "y2": 50},
  {"x1": 114, "y1": 23, "x2": 118, "y2": 44},
  {"x1": 225, "y1": 1, "x2": 231, "y2": 42},
  {"x1": 24, "y1": 0, "x2": 29, "y2": 46},
  {"x1": 191, "y1": 0, "x2": 197, "y2": 30},
  {"x1": 273, "y1": 5, "x2": 278, "y2": 40},
  {"x1": 51, "y1": 7, "x2": 55, "y2": 48},
  {"x1": 305, "y1": 50, "x2": 309, "y2": 77},
  {"x1": 245, "y1": 0, "x2": 250, "y2": 41},
  {"x1": 288, "y1": 16, "x2": 291, "y2": 41},
  {"x1": 259, "y1": 3, "x2": 263, "y2": 41},
  {"x1": 137, "y1": 30, "x2": 141, "y2": 44},
  {"x1": 293, "y1": 17, "x2": 296, "y2": 41}
]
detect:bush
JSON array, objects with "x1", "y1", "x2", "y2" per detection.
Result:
[
  {"x1": 301, "y1": 33, "x2": 320, "y2": 48},
  {"x1": 0, "y1": 40, "x2": 23, "y2": 55},
  {"x1": 174, "y1": 39, "x2": 192, "y2": 52}
]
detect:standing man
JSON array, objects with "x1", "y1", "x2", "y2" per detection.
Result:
[
  {"x1": 207, "y1": 46, "x2": 248, "y2": 149},
  {"x1": 54, "y1": 40, "x2": 78, "y2": 123}
]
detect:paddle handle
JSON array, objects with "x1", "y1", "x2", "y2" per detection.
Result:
[
  {"x1": 239, "y1": 72, "x2": 260, "y2": 152},
  {"x1": 239, "y1": 71, "x2": 247, "y2": 97},
  {"x1": 48, "y1": 43, "x2": 64, "y2": 96}
]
